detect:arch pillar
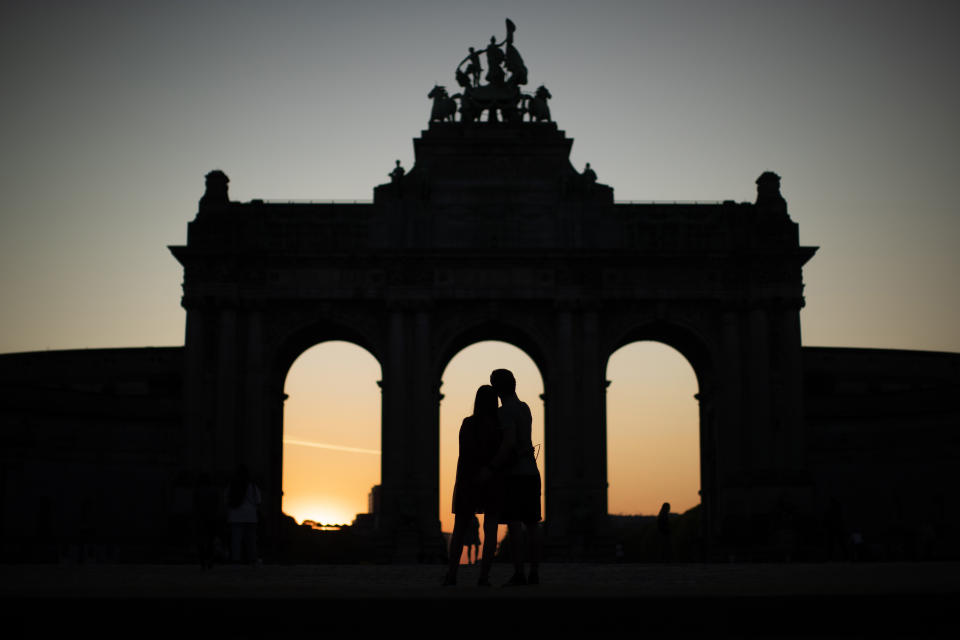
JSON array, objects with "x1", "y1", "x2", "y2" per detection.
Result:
[
  {"x1": 214, "y1": 308, "x2": 238, "y2": 474},
  {"x1": 581, "y1": 308, "x2": 608, "y2": 527},
  {"x1": 378, "y1": 306, "x2": 444, "y2": 561},
  {"x1": 181, "y1": 305, "x2": 211, "y2": 471},
  {"x1": 713, "y1": 303, "x2": 813, "y2": 557},
  {"x1": 545, "y1": 308, "x2": 574, "y2": 538},
  {"x1": 545, "y1": 306, "x2": 607, "y2": 545},
  {"x1": 696, "y1": 381, "x2": 718, "y2": 555}
]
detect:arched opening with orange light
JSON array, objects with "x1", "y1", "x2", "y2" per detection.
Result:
[
  {"x1": 437, "y1": 340, "x2": 545, "y2": 563},
  {"x1": 600, "y1": 319, "x2": 717, "y2": 559},
  {"x1": 281, "y1": 341, "x2": 382, "y2": 528},
  {"x1": 605, "y1": 340, "x2": 702, "y2": 560}
]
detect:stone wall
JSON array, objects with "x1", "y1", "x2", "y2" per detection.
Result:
[
  {"x1": 803, "y1": 346, "x2": 960, "y2": 560},
  {"x1": 2, "y1": 344, "x2": 958, "y2": 561},
  {"x1": 0, "y1": 348, "x2": 183, "y2": 562}
]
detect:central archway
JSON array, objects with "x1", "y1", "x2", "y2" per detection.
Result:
[{"x1": 438, "y1": 340, "x2": 545, "y2": 562}]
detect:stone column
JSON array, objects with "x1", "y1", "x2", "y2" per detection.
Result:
[
  {"x1": 215, "y1": 308, "x2": 238, "y2": 475},
  {"x1": 581, "y1": 308, "x2": 607, "y2": 526},
  {"x1": 546, "y1": 308, "x2": 576, "y2": 537},
  {"x1": 377, "y1": 304, "x2": 443, "y2": 561},
  {"x1": 242, "y1": 310, "x2": 270, "y2": 509},
  {"x1": 747, "y1": 307, "x2": 771, "y2": 473},
  {"x1": 776, "y1": 305, "x2": 806, "y2": 472},
  {"x1": 266, "y1": 383, "x2": 286, "y2": 547},
  {"x1": 182, "y1": 307, "x2": 210, "y2": 471},
  {"x1": 719, "y1": 311, "x2": 743, "y2": 480},
  {"x1": 696, "y1": 383, "x2": 717, "y2": 550},
  {"x1": 717, "y1": 309, "x2": 747, "y2": 551},
  {"x1": 412, "y1": 308, "x2": 443, "y2": 557},
  {"x1": 379, "y1": 308, "x2": 406, "y2": 535}
]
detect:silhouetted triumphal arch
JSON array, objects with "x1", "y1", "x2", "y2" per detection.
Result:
[
  {"x1": 169, "y1": 21, "x2": 816, "y2": 559},
  {"x1": 4, "y1": 21, "x2": 958, "y2": 564},
  {"x1": 170, "y1": 119, "x2": 816, "y2": 558}
]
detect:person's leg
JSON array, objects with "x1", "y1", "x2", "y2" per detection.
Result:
[
  {"x1": 525, "y1": 519, "x2": 541, "y2": 583},
  {"x1": 246, "y1": 522, "x2": 258, "y2": 565},
  {"x1": 505, "y1": 521, "x2": 526, "y2": 584},
  {"x1": 445, "y1": 515, "x2": 468, "y2": 584},
  {"x1": 199, "y1": 521, "x2": 214, "y2": 568},
  {"x1": 478, "y1": 514, "x2": 499, "y2": 585},
  {"x1": 207, "y1": 521, "x2": 217, "y2": 568},
  {"x1": 230, "y1": 524, "x2": 242, "y2": 563},
  {"x1": 241, "y1": 523, "x2": 251, "y2": 564}
]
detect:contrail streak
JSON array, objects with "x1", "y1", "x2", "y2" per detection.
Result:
[{"x1": 283, "y1": 438, "x2": 381, "y2": 455}]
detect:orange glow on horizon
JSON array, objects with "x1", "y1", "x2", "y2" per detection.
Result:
[{"x1": 283, "y1": 502, "x2": 355, "y2": 527}]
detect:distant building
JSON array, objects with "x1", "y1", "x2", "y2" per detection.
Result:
[{"x1": 368, "y1": 485, "x2": 381, "y2": 516}]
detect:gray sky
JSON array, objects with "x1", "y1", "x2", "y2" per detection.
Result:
[{"x1": 2, "y1": 0, "x2": 958, "y2": 354}]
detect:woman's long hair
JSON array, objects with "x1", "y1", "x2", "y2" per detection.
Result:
[
  {"x1": 472, "y1": 385, "x2": 500, "y2": 462},
  {"x1": 473, "y1": 385, "x2": 498, "y2": 418}
]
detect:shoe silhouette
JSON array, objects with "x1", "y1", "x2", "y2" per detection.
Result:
[{"x1": 503, "y1": 571, "x2": 527, "y2": 587}]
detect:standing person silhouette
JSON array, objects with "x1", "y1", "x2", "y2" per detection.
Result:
[
  {"x1": 444, "y1": 385, "x2": 502, "y2": 586},
  {"x1": 225, "y1": 464, "x2": 261, "y2": 565},
  {"x1": 194, "y1": 472, "x2": 222, "y2": 570},
  {"x1": 483, "y1": 368, "x2": 542, "y2": 586},
  {"x1": 657, "y1": 502, "x2": 672, "y2": 562}
]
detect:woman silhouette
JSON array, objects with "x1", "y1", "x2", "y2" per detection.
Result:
[{"x1": 444, "y1": 385, "x2": 501, "y2": 586}]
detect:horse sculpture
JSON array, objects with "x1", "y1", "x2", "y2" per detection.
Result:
[
  {"x1": 524, "y1": 85, "x2": 552, "y2": 122},
  {"x1": 428, "y1": 85, "x2": 457, "y2": 122},
  {"x1": 427, "y1": 20, "x2": 549, "y2": 125}
]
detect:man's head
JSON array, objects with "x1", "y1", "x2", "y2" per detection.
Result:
[{"x1": 490, "y1": 369, "x2": 516, "y2": 398}]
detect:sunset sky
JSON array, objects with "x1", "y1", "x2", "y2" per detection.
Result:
[{"x1": 2, "y1": 2, "x2": 958, "y2": 532}]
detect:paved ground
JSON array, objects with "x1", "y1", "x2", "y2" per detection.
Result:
[
  {"x1": 4, "y1": 563, "x2": 959, "y2": 636},
  {"x1": 5, "y1": 561, "x2": 959, "y2": 599}
]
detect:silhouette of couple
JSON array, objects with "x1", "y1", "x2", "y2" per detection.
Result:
[{"x1": 445, "y1": 369, "x2": 542, "y2": 586}]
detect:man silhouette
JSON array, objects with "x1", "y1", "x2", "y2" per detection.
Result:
[{"x1": 484, "y1": 368, "x2": 542, "y2": 585}]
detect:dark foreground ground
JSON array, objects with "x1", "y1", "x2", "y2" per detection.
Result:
[{"x1": 3, "y1": 562, "x2": 959, "y2": 637}]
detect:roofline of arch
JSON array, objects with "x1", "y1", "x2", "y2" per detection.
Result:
[
  {"x1": 604, "y1": 318, "x2": 716, "y2": 390},
  {"x1": 434, "y1": 318, "x2": 550, "y2": 385},
  {"x1": 270, "y1": 318, "x2": 383, "y2": 389}
]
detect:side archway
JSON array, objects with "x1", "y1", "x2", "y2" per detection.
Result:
[
  {"x1": 606, "y1": 318, "x2": 716, "y2": 393},
  {"x1": 602, "y1": 317, "x2": 719, "y2": 557},
  {"x1": 269, "y1": 316, "x2": 383, "y2": 388},
  {"x1": 281, "y1": 341, "x2": 382, "y2": 527},
  {"x1": 606, "y1": 341, "x2": 701, "y2": 559},
  {"x1": 257, "y1": 316, "x2": 385, "y2": 536}
]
